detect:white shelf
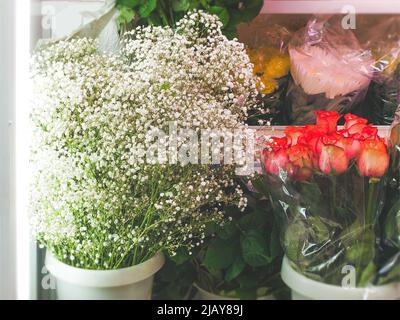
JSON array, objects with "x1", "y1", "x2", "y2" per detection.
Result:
[{"x1": 261, "y1": 0, "x2": 400, "y2": 14}]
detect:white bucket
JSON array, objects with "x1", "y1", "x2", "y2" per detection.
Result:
[
  {"x1": 45, "y1": 250, "x2": 165, "y2": 300},
  {"x1": 194, "y1": 283, "x2": 275, "y2": 300},
  {"x1": 281, "y1": 256, "x2": 400, "y2": 300}
]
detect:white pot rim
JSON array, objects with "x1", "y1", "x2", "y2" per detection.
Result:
[
  {"x1": 281, "y1": 256, "x2": 400, "y2": 300},
  {"x1": 45, "y1": 250, "x2": 165, "y2": 288}
]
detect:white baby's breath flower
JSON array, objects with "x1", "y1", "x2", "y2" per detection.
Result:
[{"x1": 30, "y1": 11, "x2": 255, "y2": 270}]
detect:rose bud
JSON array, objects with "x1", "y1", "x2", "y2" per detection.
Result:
[
  {"x1": 264, "y1": 137, "x2": 288, "y2": 152},
  {"x1": 284, "y1": 126, "x2": 305, "y2": 146},
  {"x1": 319, "y1": 144, "x2": 349, "y2": 175},
  {"x1": 263, "y1": 137, "x2": 290, "y2": 175},
  {"x1": 287, "y1": 144, "x2": 314, "y2": 180},
  {"x1": 316, "y1": 110, "x2": 341, "y2": 134},
  {"x1": 335, "y1": 136, "x2": 362, "y2": 160},
  {"x1": 346, "y1": 123, "x2": 367, "y2": 136},
  {"x1": 298, "y1": 125, "x2": 325, "y2": 154},
  {"x1": 344, "y1": 113, "x2": 368, "y2": 130},
  {"x1": 264, "y1": 149, "x2": 290, "y2": 176},
  {"x1": 357, "y1": 138, "x2": 389, "y2": 178},
  {"x1": 351, "y1": 125, "x2": 378, "y2": 141}
]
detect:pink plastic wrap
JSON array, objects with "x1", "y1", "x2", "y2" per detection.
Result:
[{"x1": 284, "y1": 16, "x2": 374, "y2": 125}]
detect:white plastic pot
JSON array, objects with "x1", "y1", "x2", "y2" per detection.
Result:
[
  {"x1": 194, "y1": 284, "x2": 275, "y2": 300},
  {"x1": 281, "y1": 256, "x2": 400, "y2": 300},
  {"x1": 45, "y1": 251, "x2": 165, "y2": 300}
]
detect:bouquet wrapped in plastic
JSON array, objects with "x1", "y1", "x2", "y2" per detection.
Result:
[
  {"x1": 261, "y1": 111, "x2": 390, "y2": 286},
  {"x1": 370, "y1": 121, "x2": 400, "y2": 287},
  {"x1": 283, "y1": 17, "x2": 374, "y2": 125},
  {"x1": 245, "y1": 24, "x2": 292, "y2": 125},
  {"x1": 362, "y1": 17, "x2": 400, "y2": 125}
]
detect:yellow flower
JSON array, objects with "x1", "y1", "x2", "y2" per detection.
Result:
[
  {"x1": 263, "y1": 54, "x2": 291, "y2": 79},
  {"x1": 248, "y1": 48, "x2": 266, "y2": 74}
]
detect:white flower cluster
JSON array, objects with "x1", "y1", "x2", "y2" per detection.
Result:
[{"x1": 31, "y1": 11, "x2": 256, "y2": 269}]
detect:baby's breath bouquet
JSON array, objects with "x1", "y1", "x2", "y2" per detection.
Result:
[{"x1": 31, "y1": 11, "x2": 259, "y2": 270}]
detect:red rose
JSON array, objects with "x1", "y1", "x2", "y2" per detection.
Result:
[
  {"x1": 344, "y1": 113, "x2": 368, "y2": 130},
  {"x1": 263, "y1": 137, "x2": 290, "y2": 175},
  {"x1": 316, "y1": 110, "x2": 341, "y2": 134},
  {"x1": 315, "y1": 133, "x2": 341, "y2": 154},
  {"x1": 284, "y1": 126, "x2": 305, "y2": 146},
  {"x1": 357, "y1": 138, "x2": 389, "y2": 178},
  {"x1": 287, "y1": 144, "x2": 314, "y2": 180},
  {"x1": 351, "y1": 125, "x2": 378, "y2": 141},
  {"x1": 264, "y1": 137, "x2": 288, "y2": 152},
  {"x1": 298, "y1": 125, "x2": 325, "y2": 153},
  {"x1": 319, "y1": 144, "x2": 349, "y2": 175},
  {"x1": 264, "y1": 149, "x2": 290, "y2": 176},
  {"x1": 335, "y1": 136, "x2": 362, "y2": 160}
]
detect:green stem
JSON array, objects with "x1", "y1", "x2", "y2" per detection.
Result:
[
  {"x1": 365, "y1": 179, "x2": 378, "y2": 228},
  {"x1": 329, "y1": 176, "x2": 337, "y2": 221},
  {"x1": 157, "y1": 2, "x2": 170, "y2": 26}
]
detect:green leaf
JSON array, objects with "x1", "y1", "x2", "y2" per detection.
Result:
[
  {"x1": 283, "y1": 219, "x2": 309, "y2": 266},
  {"x1": 385, "y1": 198, "x2": 400, "y2": 247},
  {"x1": 236, "y1": 286, "x2": 257, "y2": 300},
  {"x1": 216, "y1": 221, "x2": 239, "y2": 240},
  {"x1": 217, "y1": 0, "x2": 240, "y2": 6},
  {"x1": 139, "y1": 0, "x2": 157, "y2": 18},
  {"x1": 269, "y1": 222, "x2": 281, "y2": 260},
  {"x1": 146, "y1": 12, "x2": 162, "y2": 26},
  {"x1": 204, "y1": 221, "x2": 218, "y2": 236},
  {"x1": 239, "y1": 210, "x2": 266, "y2": 232},
  {"x1": 241, "y1": 230, "x2": 271, "y2": 267},
  {"x1": 117, "y1": 0, "x2": 141, "y2": 8},
  {"x1": 117, "y1": 5, "x2": 136, "y2": 26},
  {"x1": 249, "y1": 173, "x2": 269, "y2": 195},
  {"x1": 240, "y1": 0, "x2": 263, "y2": 22},
  {"x1": 170, "y1": 247, "x2": 192, "y2": 265},
  {"x1": 225, "y1": 256, "x2": 245, "y2": 282},
  {"x1": 208, "y1": 6, "x2": 230, "y2": 26},
  {"x1": 200, "y1": 0, "x2": 210, "y2": 9},
  {"x1": 203, "y1": 238, "x2": 238, "y2": 270},
  {"x1": 237, "y1": 272, "x2": 259, "y2": 289},
  {"x1": 172, "y1": 0, "x2": 190, "y2": 12},
  {"x1": 358, "y1": 262, "x2": 376, "y2": 287}
]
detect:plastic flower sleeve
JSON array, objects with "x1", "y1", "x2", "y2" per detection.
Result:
[
  {"x1": 261, "y1": 111, "x2": 390, "y2": 287},
  {"x1": 283, "y1": 16, "x2": 373, "y2": 125},
  {"x1": 361, "y1": 17, "x2": 400, "y2": 125},
  {"x1": 368, "y1": 123, "x2": 400, "y2": 290},
  {"x1": 243, "y1": 24, "x2": 292, "y2": 125}
]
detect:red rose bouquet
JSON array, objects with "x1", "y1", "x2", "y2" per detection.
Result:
[{"x1": 261, "y1": 111, "x2": 390, "y2": 286}]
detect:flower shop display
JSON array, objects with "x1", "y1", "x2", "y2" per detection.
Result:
[
  {"x1": 361, "y1": 17, "x2": 400, "y2": 125},
  {"x1": 283, "y1": 17, "x2": 374, "y2": 125},
  {"x1": 31, "y1": 11, "x2": 259, "y2": 299},
  {"x1": 116, "y1": 0, "x2": 264, "y2": 38},
  {"x1": 261, "y1": 110, "x2": 400, "y2": 299}
]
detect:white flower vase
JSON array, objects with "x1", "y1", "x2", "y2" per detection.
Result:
[
  {"x1": 281, "y1": 256, "x2": 400, "y2": 300},
  {"x1": 45, "y1": 251, "x2": 165, "y2": 300},
  {"x1": 194, "y1": 284, "x2": 275, "y2": 300}
]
